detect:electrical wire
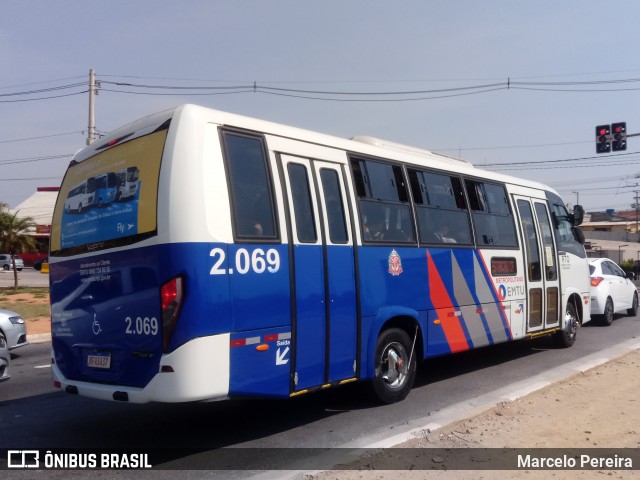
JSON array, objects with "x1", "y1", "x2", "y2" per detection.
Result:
[
  {"x1": 0, "y1": 154, "x2": 73, "y2": 166},
  {"x1": 0, "y1": 132, "x2": 83, "y2": 144}
]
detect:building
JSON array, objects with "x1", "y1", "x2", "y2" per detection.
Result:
[{"x1": 9, "y1": 187, "x2": 58, "y2": 265}]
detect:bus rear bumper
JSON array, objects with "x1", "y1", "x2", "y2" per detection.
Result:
[{"x1": 52, "y1": 334, "x2": 231, "y2": 403}]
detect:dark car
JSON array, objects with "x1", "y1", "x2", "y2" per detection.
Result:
[{"x1": 33, "y1": 257, "x2": 48, "y2": 271}]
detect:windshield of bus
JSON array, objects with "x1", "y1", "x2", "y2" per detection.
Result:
[{"x1": 51, "y1": 127, "x2": 167, "y2": 255}]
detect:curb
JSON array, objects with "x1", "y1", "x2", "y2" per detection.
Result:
[{"x1": 28, "y1": 333, "x2": 52, "y2": 344}]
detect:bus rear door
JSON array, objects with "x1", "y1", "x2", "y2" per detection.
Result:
[
  {"x1": 515, "y1": 196, "x2": 560, "y2": 333},
  {"x1": 279, "y1": 154, "x2": 358, "y2": 393}
]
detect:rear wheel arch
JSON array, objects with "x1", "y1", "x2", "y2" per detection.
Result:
[
  {"x1": 365, "y1": 308, "x2": 423, "y2": 378},
  {"x1": 366, "y1": 310, "x2": 423, "y2": 404}
]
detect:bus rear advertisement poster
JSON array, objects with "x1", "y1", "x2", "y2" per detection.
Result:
[{"x1": 51, "y1": 129, "x2": 164, "y2": 251}]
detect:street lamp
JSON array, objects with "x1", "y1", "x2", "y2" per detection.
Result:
[{"x1": 619, "y1": 244, "x2": 628, "y2": 265}]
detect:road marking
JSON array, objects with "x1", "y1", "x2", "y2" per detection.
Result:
[{"x1": 34, "y1": 364, "x2": 51, "y2": 369}]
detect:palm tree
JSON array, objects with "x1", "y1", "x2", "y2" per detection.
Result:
[{"x1": 0, "y1": 210, "x2": 37, "y2": 290}]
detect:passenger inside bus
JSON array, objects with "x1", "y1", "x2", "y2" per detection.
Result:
[{"x1": 433, "y1": 224, "x2": 457, "y2": 243}]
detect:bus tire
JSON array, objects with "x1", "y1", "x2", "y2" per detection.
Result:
[
  {"x1": 555, "y1": 303, "x2": 578, "y2": 348},
  {"x1": 371, "y1": 328, "x2": 416, "y2": 404}
]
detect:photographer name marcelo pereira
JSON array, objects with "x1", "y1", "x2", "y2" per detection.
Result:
[{"x1": 518, "y1": 453, "x2": 634, "y2": 470}]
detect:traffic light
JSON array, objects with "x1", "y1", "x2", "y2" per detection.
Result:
[
  {"x1": 611, "y1": 122, "x2": 627, "y2": 151},
  {"x1": 596, "y1": 124, "x2": 611, "y2": 154}
]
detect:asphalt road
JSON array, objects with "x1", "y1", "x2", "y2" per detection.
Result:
[
  {"x1": 1, "y1": 311, "x2": 639, "y2": 478},
  {"x1": 0, "y1": 268, "x2": 49, "y2": 288}
]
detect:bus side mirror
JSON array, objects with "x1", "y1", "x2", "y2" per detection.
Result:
[
  {"x1": 573, "y1": 226, "x2": 585, "y2": 245},
  {"x1": 573, "y1": 205, "x2": 584, "y2": 226}
]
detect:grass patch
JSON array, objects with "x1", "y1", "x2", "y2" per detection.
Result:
[
  {"x1": 6, "y1": 302, "x2": 50, "y2": 320},
  {"x1": 0, "y1": 287, "x2": 49, "y2": 297},
  {"x1": 0, "y1": 287, "x2": 50, "y2": 321}
]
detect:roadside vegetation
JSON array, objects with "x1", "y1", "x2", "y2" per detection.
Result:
[
  {"x1": 0, "y1": 209, "x2": 38, "y2": 291},
  {"x1": 0, "y1": 287, "x2": 50, "y2": 321}
]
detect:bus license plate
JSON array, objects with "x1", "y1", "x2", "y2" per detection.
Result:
[{"x1": 87, "y1": 353, "x2": 111, "y2": 369}]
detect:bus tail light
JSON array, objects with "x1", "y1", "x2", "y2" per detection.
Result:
[
  {"x1": 590, "y1": 277, "x2": 605, "y2": 287},
  {"x1": 161, "y1": 276, "x2": 184, "y2": 352}
]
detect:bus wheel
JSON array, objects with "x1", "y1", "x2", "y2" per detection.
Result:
[
  {"x1": 371, "y1": 328, "x2": 416, "y2": 404},
  {"x1": 555, "y1": 303, "x2": 578, "y2": 348}
]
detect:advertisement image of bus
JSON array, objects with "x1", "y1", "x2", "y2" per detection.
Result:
[
  {"x1": 88, "y1": 172, "x2": 118, "y2": 208},
  {"x1": 64, "y1": 180, "x2": 93, "y2": 214},
  {"x1": 49, "y1": 105, "x2": 591, "y2": 405},
  {"x1": 116, "y1": 166, "x2": 140, "y2": 201}
]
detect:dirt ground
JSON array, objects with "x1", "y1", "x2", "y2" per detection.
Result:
[{"x1": 312, "y1": 348, "x2": 640, "y2": 479}]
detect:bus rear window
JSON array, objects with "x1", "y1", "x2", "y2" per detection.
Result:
[{"x1": 50, "y1": 128, "x2": 166, "y2": 255}]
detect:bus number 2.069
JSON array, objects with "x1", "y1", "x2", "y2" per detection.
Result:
[
  {"x1": 209, "y1": 247, "x2": 280, "y2": 275},
  {"x1": 125, "y1": 317, "x2": 159, "y2": 335}
]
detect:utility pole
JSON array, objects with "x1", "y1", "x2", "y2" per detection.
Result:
[
  {"x1": 572, "y1": 191, "x2": 579, "y2": 206},
  {"x1": 635, "y1": 190, "x2": 640, "y2": 242},
  {"x1": 87, "y1": 68, "x2": 97, "y2": 145}
]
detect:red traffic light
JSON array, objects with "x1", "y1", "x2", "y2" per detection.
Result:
[
  {"x1": 611, "y1": 122, "x2": 627, "y2": 151},
  {"x1": 595, "y1": 124, "x2": 611, "y2": 153}
]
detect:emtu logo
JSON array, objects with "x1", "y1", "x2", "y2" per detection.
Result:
[{"x1": 497, "y1": 284, "x2": 507, "y2": 301}]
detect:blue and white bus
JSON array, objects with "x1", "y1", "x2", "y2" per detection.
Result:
[
  {"x1": 64, "y1": 180, "x2": 92, "y2": 214},
  {"x1": 49, "y1": 104, "x2": 591, "y2": 404},
  {"x1": 87, "y1": 172, "x2": 118, "y2": 208},
  {"x1": 115, "y1": 166, "x2": 140, "y2": 201}
]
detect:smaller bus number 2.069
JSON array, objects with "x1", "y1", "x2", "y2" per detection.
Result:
[
  {"x1": 125, "y1": 317, "x2": 160, "y2": 336},
  {"x1": 209, "y1": 247, "x2": 280, "y2": 275}
]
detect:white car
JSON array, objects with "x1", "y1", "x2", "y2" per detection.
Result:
[
  {"x1": 0, "y1": 334, "x2": 9, "y2": 382},
  {"x1": 589, "y1": 258, "x2": 638, "y2": 326},
  {"x1": 0, "y1": 308, "x2": 28, "y2": 350},
  {"x1": 0, "y1": 254, "x2": 24, "y2": 271}
]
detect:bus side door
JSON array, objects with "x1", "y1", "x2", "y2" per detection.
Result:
[
  {"x1": 515, "y1": 197, "x2": 560, "y2": 332},
  {"x1": 279, "y1": 154, "x2": 357, "y2": 392}
]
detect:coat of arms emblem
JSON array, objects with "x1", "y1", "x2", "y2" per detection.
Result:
[{"x1": 388, "y1": 249, "x2": 403, "y2": 276}]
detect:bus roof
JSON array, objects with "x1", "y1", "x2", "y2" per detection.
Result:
[{"x1": 72, "y1": 103, "x2": 557, "y2": 197}]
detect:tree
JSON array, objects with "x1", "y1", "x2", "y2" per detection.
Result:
[{"x1": 0, "y1": 210, "x2": 37, "y2": 290}]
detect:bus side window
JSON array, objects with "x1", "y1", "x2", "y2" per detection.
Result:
[
  {"x1": 287, "y1": 163, "x2": 317, "y2": 243},
  {"x1": 546, "y1": 192, "x2": 587, "y2": 258},
  {"x1": 518, "y1": 200, "x2": 542, "y2": 281},
  {"x1": 320, "y1": 169, "x2": 348, "y2": 244},
  {"x1": 465, "y1": 180, "x2": 517, "y2": 247},
  {"x1": 408, "y1": 169, "x2": 472, "y2": 245},
  {"x1": 351, "y1": 157, "x2": 415, "y2": 244},
  {"x1": 222, "y1": 132, "x2": 278, "y2": 240}
]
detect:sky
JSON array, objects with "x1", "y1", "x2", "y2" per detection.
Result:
[{"x1": 2, "y1": 1, "x2": 640, "y2": 217}]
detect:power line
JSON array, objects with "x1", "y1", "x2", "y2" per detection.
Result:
[
  {"x1": 0, "y1": 90, "x2": 88, "y2": 103},
  {"x1": 3, "y1": 72, "x2": 640, "y2": 104},
  {"x1": 0, "y1": 132, "x2": 83, "y2": 144},
  {"x1": 0, "y1": 75, "x2": 87, "y2": 91},
  {"x1": 0, "y1": 154, "x2": 73, "y2": 166},
  {"x1": 480, "y1": 151, "x2": 640, "y2": 167},
  {"x1": 0, "y1": 81, "x2": 88, "y2": 97},
  {"x1": 0, "y1": 176, "x2": 62, "y2": 182}
]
